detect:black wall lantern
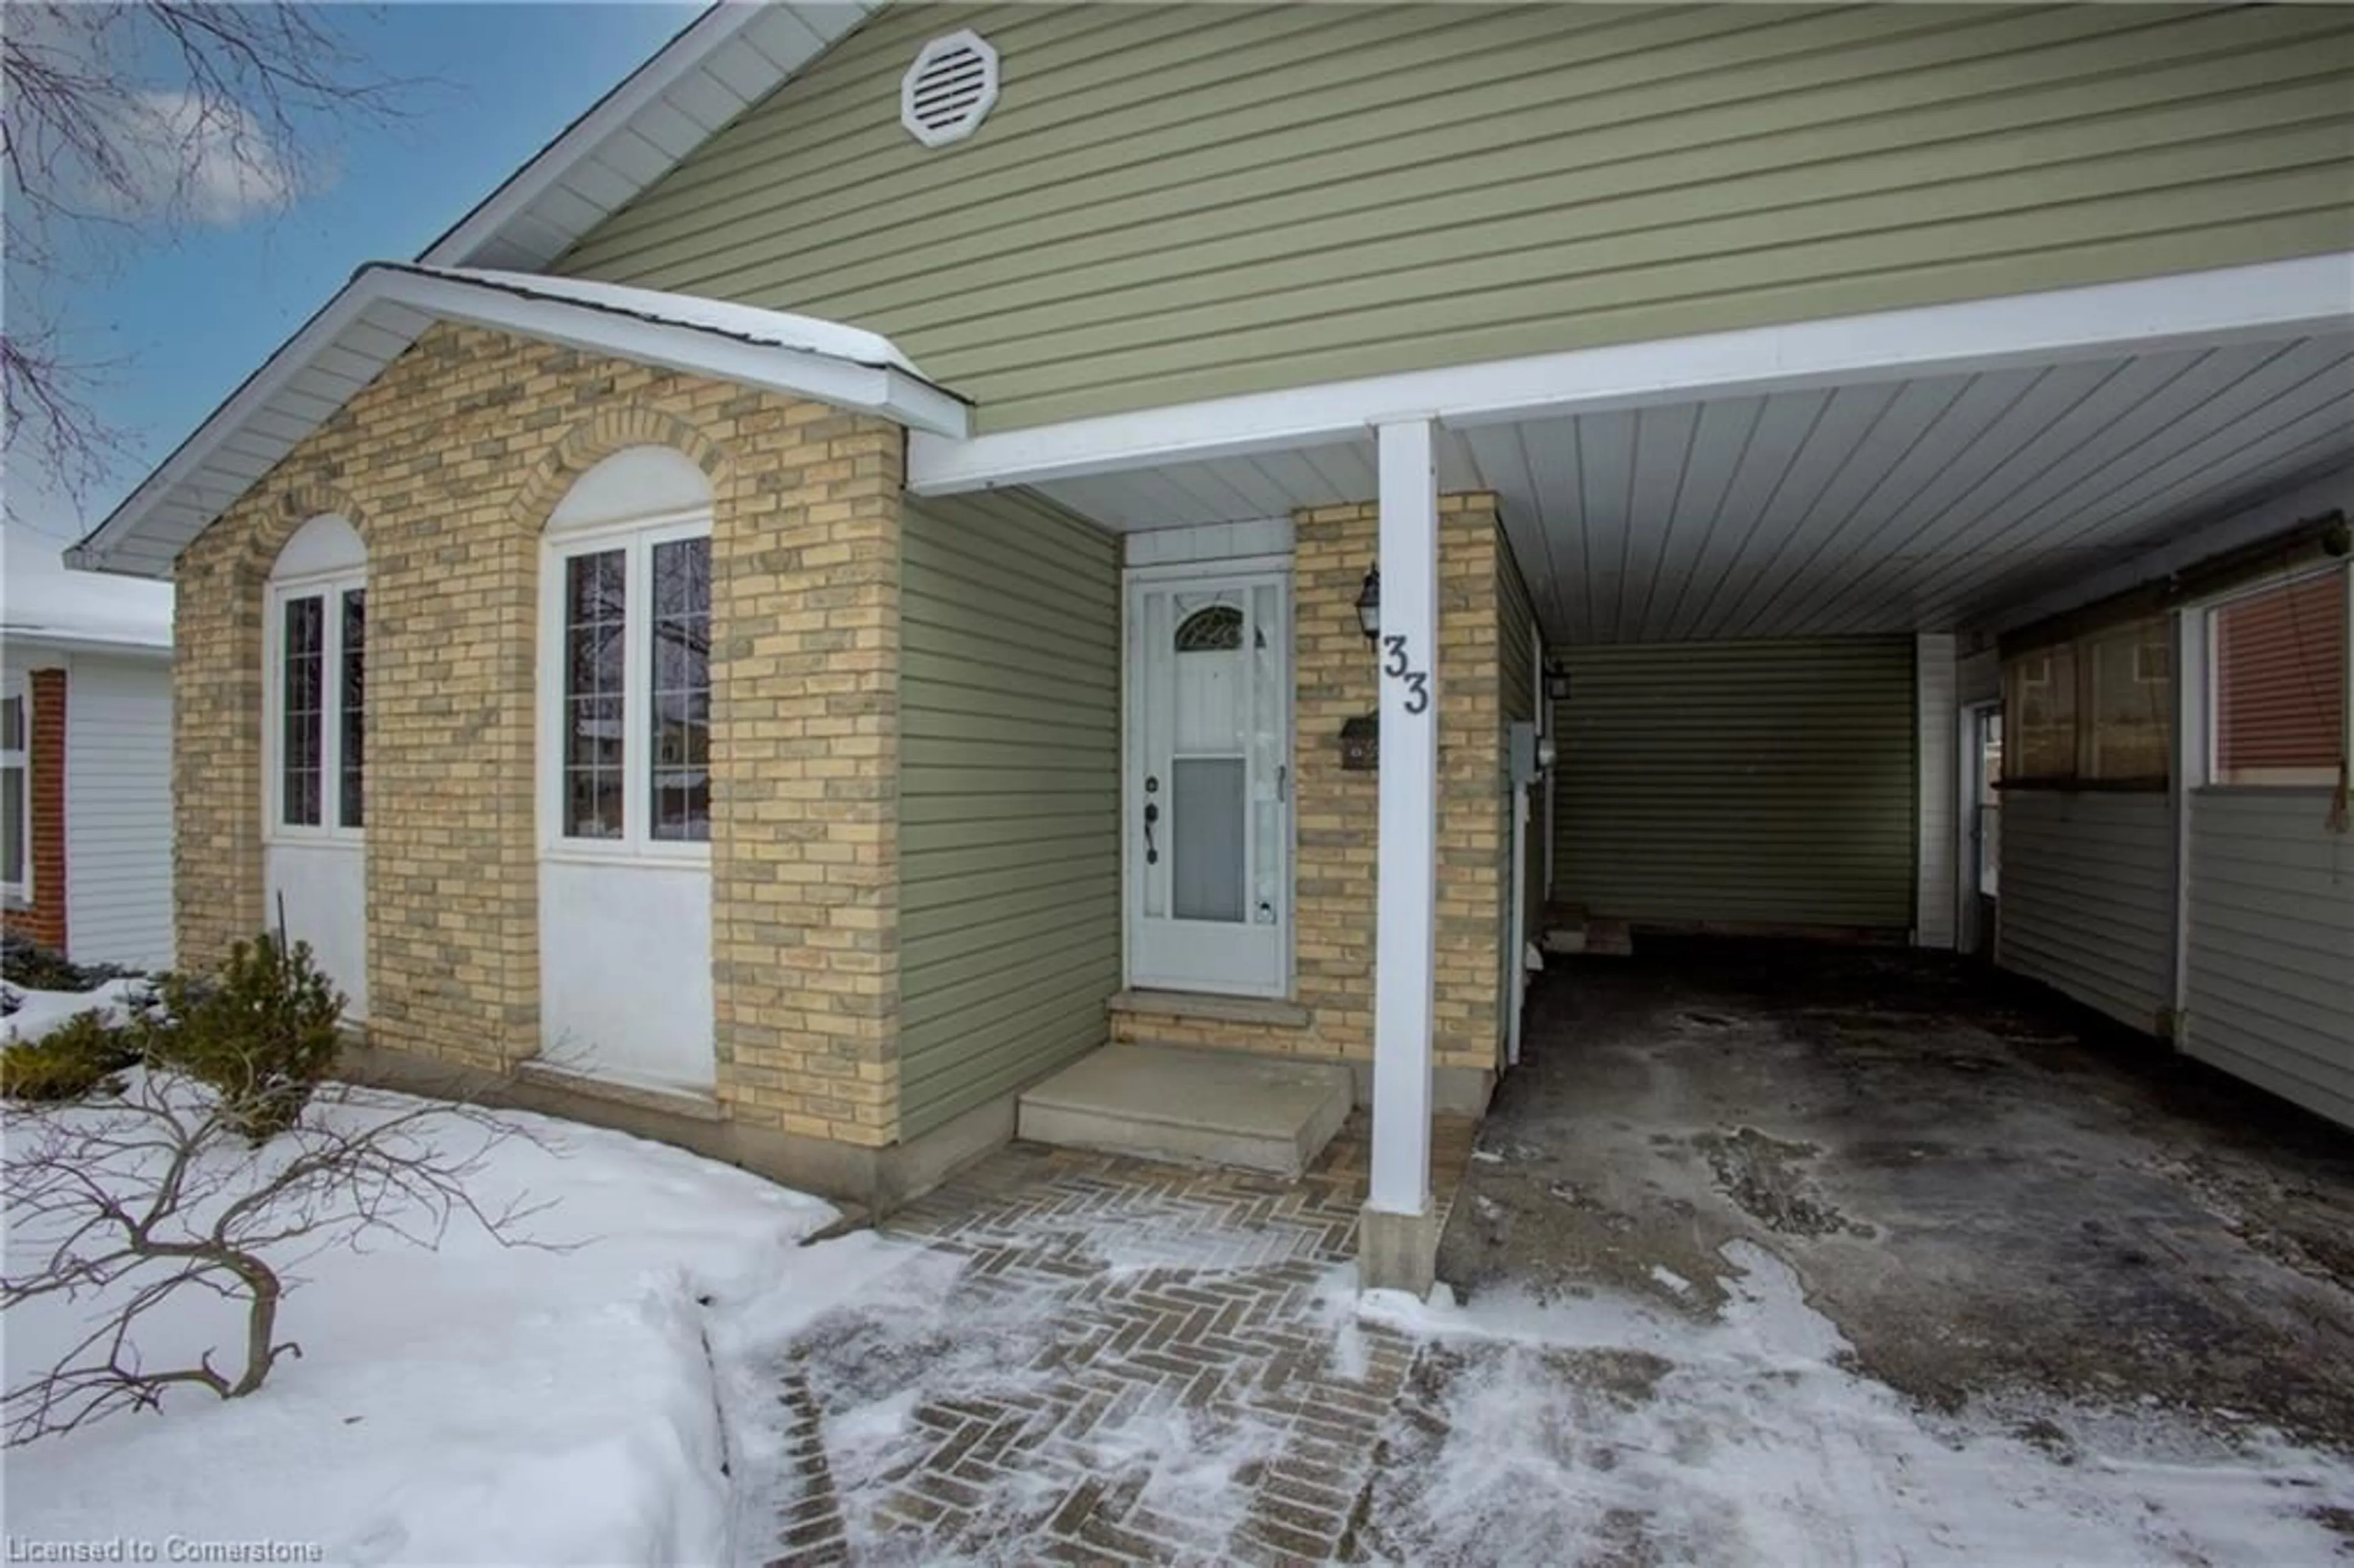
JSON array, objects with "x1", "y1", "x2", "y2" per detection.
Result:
[
  {"x1": 1342, "y1": 563, "x2": 1383, "y2": 769},
  {"x1": 1545, "y1": 659, "x2": 1571, "y2": 704}
]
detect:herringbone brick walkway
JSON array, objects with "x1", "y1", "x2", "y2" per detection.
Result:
[{"x1": 760, "y1": 1115, "x2": 1474, "y2": 1567}]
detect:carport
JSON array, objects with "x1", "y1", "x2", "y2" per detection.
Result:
[{"x1": 909, "y1": 251, "x2": 2354, "y2": 1289}]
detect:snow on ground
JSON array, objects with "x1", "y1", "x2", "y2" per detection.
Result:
[
  {"x1": 3, "y1": 978, "x2": 154, "y2": 1043},
  {"x1": 5, "y1": 1081, "x2": 839, "y2": 1566},
  {"x1": 1349, "y1": 1239, "x2": 2354, "y2": 1566}
]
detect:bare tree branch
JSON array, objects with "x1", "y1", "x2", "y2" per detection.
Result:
[
  {"x1": 1, "y1": 3, "x2": 422, "y2": 518},
  {"x1": 4, "y1": 1065, "x2": 564, "y2": 1446}
]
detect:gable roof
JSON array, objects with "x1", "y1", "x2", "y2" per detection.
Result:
[
  {"x1": 73, "y1": 2, "x2": 905, "y2": 579},
  {"x1": 421, "y1": 1, "x2": 883, "y2": 272},
  {"x1": 68, "y1": 264, "x2": 964, "y2": 578}
]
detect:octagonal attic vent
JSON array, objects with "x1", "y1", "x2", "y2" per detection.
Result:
[{"x1": 901, "y1": 29, "x2": 999, "y2": 148}]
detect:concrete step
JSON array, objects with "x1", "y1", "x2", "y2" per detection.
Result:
[
  {"x1": 1018, "y1": 1045, "x2": 1354, "y2": 1178},
  {"x1": 1543, "y1": 915, "x2": 1632, "y2": 956}
]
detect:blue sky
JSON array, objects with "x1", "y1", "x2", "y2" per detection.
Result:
[{"x1": 6, "y1": 2, "x2": 699, "y2": 555}]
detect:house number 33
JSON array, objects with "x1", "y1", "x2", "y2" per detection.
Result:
[{"x1": 1381, "y1": 634, "x2": 1431, "y2": 715}]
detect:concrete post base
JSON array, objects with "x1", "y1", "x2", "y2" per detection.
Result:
[{"x1": 1358, "y1": 1201, "x2": 1443, "y2": 1297}]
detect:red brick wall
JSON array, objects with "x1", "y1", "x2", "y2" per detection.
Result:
[{"x1": 3, "y1": 668, "x2": 68, "y2": 953}]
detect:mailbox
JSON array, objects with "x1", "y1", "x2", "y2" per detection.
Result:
[{"x1": 1339, "y1": 712, "x2": 1378, "y2": 771}]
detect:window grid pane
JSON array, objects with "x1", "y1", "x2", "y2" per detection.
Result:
[
  {"x1": 339, "y1": 588, "x2": 367, "y2": 829},
  {"x1": 281, "y1": 596, "x2": 326, "y2": 826},
  {"x1": 2085, "y1": 621, "x2": 2171, "y2": 782},
  {"x1": 2005, "y1": 644, "x2": 2078, "y2": 782},
  {"x1": 563, "y1": 550, "x2": 628, "y2": 839},
  {"x1": 2, "y1": 764, "x2": 23, "y2": 886},
  {"x1": 650, "y1": 536, "x2": 711, "y2": 843},
  {"x1": 0, "y1": 696, "x2": 22, "y2": 753}
]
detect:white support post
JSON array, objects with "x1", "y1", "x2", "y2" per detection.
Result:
[
  {"x1": 1913, "y1": 632, "x2": 1959, "y2": 949},
  {"x1": 1366, "y1": 417, "x2": 1439, "y2": 1281}
]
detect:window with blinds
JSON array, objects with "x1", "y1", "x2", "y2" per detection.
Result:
[{"x1": 2215, "y1": 570, "x2": 2348, "y2": 787}]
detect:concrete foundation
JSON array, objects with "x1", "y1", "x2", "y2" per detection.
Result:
[
  {"x1": 1359, "y1": 1201, "x2": 1444, "y2": 1296},
  {"x1": 338, "y1": 1038, "x2": 1012, "y2": 1217},
  {"x1": 1348, "y1": 1060, "x2": 1495, "y2": 1118}
]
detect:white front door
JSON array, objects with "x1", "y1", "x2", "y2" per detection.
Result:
[{"x1": 1126, "y1": 569, "x2": 1291, "y2": 997}]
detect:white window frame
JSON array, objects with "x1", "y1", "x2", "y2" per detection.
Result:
[
  {"x1": 263, "y1": 568, "x2": 367, "y2": 845},
  {"x1": 2192, "y1": 559, "x2": 2352, "y2": 790},
  {"x1": 2, "y1": 674, "x2": 30, "y2": 903},
  {"x1": 537, "y1": 508, "x2": 714, "y2": 865}
]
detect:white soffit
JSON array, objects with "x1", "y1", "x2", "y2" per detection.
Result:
[
  {"x1": 421, "y1": 2, "x2": 885, "y2": 272},
  {"x1": 1021, "y1": 323, "x2": 2354, "y2": 644},
  {"x1": 70, "y1": 264, "x2": 966, "y2": 579}
]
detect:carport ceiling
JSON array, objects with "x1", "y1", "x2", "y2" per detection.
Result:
[{"x1": 1035, "y1": 332, "x2": 2354, "y2": 644}]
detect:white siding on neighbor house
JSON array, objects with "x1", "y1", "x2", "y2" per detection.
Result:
[
  {"x1": 63, "y1": 654, "x2": 173, "y2": 970},
  {"x1": 2184, "y1": 788, "x2": 2354, "y2": 1128},
  {"x1": 1997, "y1": 791, "x2": 2173, "y2": 1035}
]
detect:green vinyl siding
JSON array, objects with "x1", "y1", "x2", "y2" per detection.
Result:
[
  {"x1": 898, "y1": 489, "x2": 1121, "y2": 1138},
  {"x1": 557, "y1": 4, "x2": 2354, "y2": 432},
  {"x1": 1554, "y1": 637, "x2": 1916, "y2": 932},
  {"x1": 1499, "y1": 539, "x2": 1539, "y2": 731}
]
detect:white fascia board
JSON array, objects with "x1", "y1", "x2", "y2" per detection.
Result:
[
  {"x1": 388, "y1": 272, "x2": 967, "y2": 435},
  {"x1": 908, "y1": 253, "x2": 2354, "y2": 495},
  {"x1": 69, "y1": 275, "x2": 412, "y2": 577},
  {"x1": 419, "y1": 2, "x2": 878, "y2": 270},
  {"x1": 1985, "y1": 460, "x2": 2354, "y2": 635}
]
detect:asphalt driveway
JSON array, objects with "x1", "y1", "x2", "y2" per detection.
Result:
[{"x1": 1441, "y1": 938, "x2": 2354, "y2": 1450}]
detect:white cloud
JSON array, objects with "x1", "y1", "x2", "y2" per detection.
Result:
[{"x1": 102, "y1": 89, "x2": 309, "y2": 226}]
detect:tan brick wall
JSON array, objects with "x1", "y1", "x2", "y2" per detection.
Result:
[
  {"x1": 1111, "y1": 494, "x2": 1507, "y2": 1075},
  {"x1": 174, "y1": 323, "x2": 904, "y2": 1144}
]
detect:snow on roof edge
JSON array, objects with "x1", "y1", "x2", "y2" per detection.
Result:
[
  {"x1": 2, "y1": 623, "x2": 174, "y2": 656},
  {"x1": 70, "y1": 261, "x2": 965, "y2": 579},
  {"x1": 392, "y1": 264, "x2": 942, "y2": 387}
]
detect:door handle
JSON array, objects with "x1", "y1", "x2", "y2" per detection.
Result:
[
  {"x1": 1143, "y1": 801, "x2": 1159, "y2": 866},
  {"x1": 1278, "y1": 764, "x2": 1289, "y2": 803}
]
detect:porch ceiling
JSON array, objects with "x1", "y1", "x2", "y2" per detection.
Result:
[{"x1": 1036, "y1": 330, "x2": 2354, "y2": 644}]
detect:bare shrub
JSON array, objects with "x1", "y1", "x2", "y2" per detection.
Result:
[{"x1": 3, "y1": 1067, "x2": 557, "y2": 1445}]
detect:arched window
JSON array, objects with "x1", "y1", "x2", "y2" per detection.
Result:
[
  {"x1": 542, "y1": 447, "x2": 714, "y2": 848},
  {"x1": 267, "y1": 514, "x2": 367, "y2": 833},
  {"x1": 1175, "y1": 603, "x2": 1243, "y2": 653}
]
